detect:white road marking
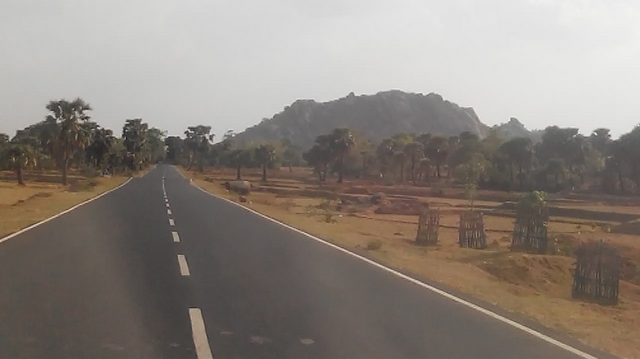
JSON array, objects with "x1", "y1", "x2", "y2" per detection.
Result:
[
  {"x1": 169, "y1": 218, "x2": 175, "y2": 226},
  {"x1": 172, "y1": 231, "x2": 180, "y2": 243},
  {"x1": 167, "y1": 209, "x2": 172, "y2": 215},
  {"x1": 177, "y1": 254, "x2": 190, "y2": 276},
  {"x1": 0, "y1": 178, "x2": 133, "y2": 245},
  {"x1": 189, "y1": 308, "x2": 214, "y2": 359},
  {"x1": 188, "y1": 178, "x2": 600, "y2": 359},
  {"x1": 166, "y1": 203, "x2": 171, "y2": 208}
]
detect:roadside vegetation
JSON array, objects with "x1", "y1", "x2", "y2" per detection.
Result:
[
  {"x1": 170, "y1": 122, "x2": 640, "y2": 359},
  {"x1": 0, "y1": 98, "x2": 162, "y2": 238}
]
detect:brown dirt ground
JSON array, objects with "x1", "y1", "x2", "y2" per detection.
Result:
[{"x1": 182, "y1": 167, "x2": 640, "y2": 359}]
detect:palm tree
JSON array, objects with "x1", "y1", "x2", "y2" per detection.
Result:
[
  {"x1": 46, "y1": 98, "x2": 92, "y2": 185},
  {"x1": 122, "y1": 119, "x2": 149, "y2": 170},
  {"x1": 329, "y1": 128, "x2": 355, "y2": 183},
  {"x1": 87, "y1": 128, "x2": 115, "y2": 171},
  {"x1": 255, "y1": 144, "x2": 276, "y2": 181}
]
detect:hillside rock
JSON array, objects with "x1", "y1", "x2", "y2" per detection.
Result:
[
  {"x1": 493, "y1": 117, "x2": 544, "y2": 143},
  {"x1": 234, "y1": 90, "x2": 490, "y2": 148}
]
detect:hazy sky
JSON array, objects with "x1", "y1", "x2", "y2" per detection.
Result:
[{"x1": 2, "y1": 0, "x2": 639, "y2": 139}]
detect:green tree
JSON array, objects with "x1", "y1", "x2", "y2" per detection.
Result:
[
  {"x1": 425, "y1": 136, "x2": 449, "y2": 178},
  {"x1": 254, "y1": 144, "x2": 276, "y2": 181},
  {"x1": 546, "y1": 158, "x2": 566, "y2": 190},
  {"x1": 589, "y1": 128, "x2": 611, "y2": 155},
  {"x1": 499, "y1": 137, "x2": 533, "y2": 187},
  {"x1": 184, "y1": 125, "x2": 212, "y2": 172},
  {"x1": 165, "y1": 136, "x2": 185, "y2": 164},
  {"x1": 122, "y1": 118, "x2": 148, "y2": 170},
  {"x1": 228, "y1": 149, "x2": 253, "y2": 180},
  {"x1": 46, "y1": 98, "x2": 93, "y2": 185},
  {"x1": 303, "y1": 134, "x2": 334, "y2": 182},
  {"x1": 86, "y1": 127, "x2": 115, "y2": 171},
  {"x1": 1, "y1": 143, "x2": 38, "y2": 185},
  {"x1": 404, "y1": 141, "x2": 424, "y2": 184},
  {"x1": 329, "y1": 128, "x2": 356, "y2": 184},
  {"x1": 453, "y1": 153, "x2": 489, "y2": 209}
]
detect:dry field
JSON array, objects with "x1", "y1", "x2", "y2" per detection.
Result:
[
  {"x1": 181, "y1": 166, "x2": 640, "y2": 359},
  {"x1": 0, "y1": 170, "x2": 132, "y2": 239}
]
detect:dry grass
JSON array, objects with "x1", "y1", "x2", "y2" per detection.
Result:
[
  {"x1": 179, "y1": 166, "x2": 640, "y2": 358},
  {"x1": 0, "y1": 171, "x2": 129, "y2": 239}
]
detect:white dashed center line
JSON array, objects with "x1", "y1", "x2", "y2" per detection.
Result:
[
  {"x1": 189, "y1": 308, "x2": 214, "y2": 359},
  {"x1": 167, "y1": 209, "x2": 172, "y2": 215},
  {"x1": 169, "y1": 218, "x2": 175, "y2": 226},
  {"x1": 177, "y1": 254, "x2": 190, "y2": 276},
  {"x1": 172, "y1": 231, "x2": 180, "y2": 243},
  {"x1": 166, "y1": 203, "x2": 171, "y2": 208}
]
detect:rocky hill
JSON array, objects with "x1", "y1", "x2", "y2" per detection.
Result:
[
  {"x1": 234, "y1": 90, "x2": 490, "y2": 148},
  {"x1": 493, "y1": 117, "x2": 544, "y2": 143}
]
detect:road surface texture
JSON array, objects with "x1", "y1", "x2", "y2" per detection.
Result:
[{"x1": 0, "y1": 165, "x2": 616, "y2": 359}]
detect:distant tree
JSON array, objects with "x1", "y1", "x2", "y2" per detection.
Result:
[
  {"x1": 303, "y1": 134, "x2": 334, "y2": 182},
  {"x1": 146, "y1": 127, "x2": 167, "y2": 164},
  {"x1": 499, "y1": 137, "x2": 533, "y2": 187},
  {"x1": 254, "y1": 144, "x2": 276, "y2": 181},
  {"x1": 589, "y1": 128, "x2": 612, "y2": 155},
  {"x1": 122, "y1": 118, "x2": 148, "y2": 170},
  {"x1": 165, "y1": 136, "x2": 185, "y2": 164},
  {"x1": 46, "y1": 98, "x2": 92, "y2": 185},
  {"x1": 546, "y1": 158, "x2": 566, "y2": 190},
  {"x1": 328, "y1": 128, "x2": 355, "y2": 183},
  {"x1": 425, "y1": 136, "x2": 449, "y2": 178},
  {"x1": 228, "y1": 149, "x2": 253, "y2": 180},
  {"x1": 404, "y1": 141, "x2": 424, "y2": 184},
  {"x1": 453, "y1": 152, "x2": 489, "y2": 209},
  {"x1": 1, "y1": 143, "x2": 38, "y2": 185},
  {"x1": 184, "y1": 125, "x2": 212, "y2": 172},
  {"x1": 86, "y1": 127, "x2": 115, "y2": 171}
]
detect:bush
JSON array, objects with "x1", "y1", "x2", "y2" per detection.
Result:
[{"x1": 366, "y1": 239, "x2": 383, "y2": 251}]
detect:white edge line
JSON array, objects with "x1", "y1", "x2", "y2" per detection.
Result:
[
  {"x1": 172, "y1": 231, "x2": 180, "y2": 243},
  {"x1": 169, "y1": 218, "x2": 175, "y2": 226},
  {"x1": 183, "y1": 170, "x2": 600, "y2": 359},
  {"x1": 189, "y1": 308, "x2": 214, "y2": 359},
  {"x1": 0, "y1": 178, "x2": 133, "y2": 245},
  {"x1": 177, "y1": 254, "x2": 190, "y2": 276}
]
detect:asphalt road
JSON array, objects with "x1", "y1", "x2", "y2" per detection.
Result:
[{"x1": 0, "y1": 165, "x2": 615, "y2": 358}]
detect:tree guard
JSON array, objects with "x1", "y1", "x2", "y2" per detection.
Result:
[
  {"x1": 572, "y1": 241, "x2": 621, "y2": 305},
  {"x1": 416, "y1": 206, "x2": 439, "y2": 246},
  {"x1": 511, "y1": 203, "x2": 549, "y2": 254},
  {"x1": 459, "y1": 211, "x2": 487, "y2": 249}
]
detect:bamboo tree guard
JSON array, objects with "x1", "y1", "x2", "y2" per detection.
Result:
[
  {"x1": 416, "y1": 206, "x2": 439, "y2": 246},
  {"x1": 572, "y1": 240, "x2": 621, "y2": 305},
  {"x1": 459, "y1": 211, "x2": 487, "y2": 249},
  {"x1": 511, "y1": 203, "x2": 549, "y2": 254}
]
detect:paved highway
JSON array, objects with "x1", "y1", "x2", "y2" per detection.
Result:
[{"x1": 0, "y1": 165, "x2": 615, "y2": 358}]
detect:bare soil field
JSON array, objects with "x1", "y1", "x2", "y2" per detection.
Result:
[
  {"x1": 0, "y1": 170, "x2": 131, "y2": 239},
  {"x1": 181, "y1": 166, "x2": 640, "y2": 359}
]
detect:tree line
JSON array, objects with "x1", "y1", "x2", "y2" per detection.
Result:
[
  {"x1": 0, "y1": 98, "x2": 165, "y2": 185},
  {"x1": 302, "y1": 125, "x2": 640, "y2": 195}
]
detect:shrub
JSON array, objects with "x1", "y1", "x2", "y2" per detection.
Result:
[{"x1": 366, "y1": 239, "x2": 383, "y2": 251}]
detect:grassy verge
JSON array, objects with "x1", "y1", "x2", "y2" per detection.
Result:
[
  {"x1": 179, "y1": 167, "x2": 640, "y2": 359},
  {"x1": 0, "y1": 174, "x2": 129, "y2": 239}
]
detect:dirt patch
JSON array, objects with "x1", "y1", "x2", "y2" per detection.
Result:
[{"x1": 478, "y1": 253, "x2": 574, "y2": 296}]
